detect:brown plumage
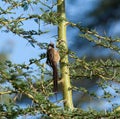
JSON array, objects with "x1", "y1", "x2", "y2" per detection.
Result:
[{"x1": 46, "y1": 43, "x2": 60, "y2": 92}]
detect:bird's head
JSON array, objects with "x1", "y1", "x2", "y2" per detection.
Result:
[{"x1": 48, "y1": 42, "x2": 54, "y2": 49}]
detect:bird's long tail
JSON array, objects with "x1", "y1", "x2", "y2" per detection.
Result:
[{"x1": 52, "y1": 61, "x2": 58, "y2": 92}]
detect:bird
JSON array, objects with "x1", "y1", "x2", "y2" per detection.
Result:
[{"x1": 46, "y1": 42, "x2": 60, "y2": 92}]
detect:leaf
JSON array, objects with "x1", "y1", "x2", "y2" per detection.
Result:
[
  {"x1": 22, "y1": 2, "x2": 29, "y2": 11},
  {"x1": 34, "y1": 18, "x2": 39, "y2": 24}
]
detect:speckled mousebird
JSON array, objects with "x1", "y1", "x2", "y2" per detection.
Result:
[{"x1": 46, "y1": 43, "x2": 60, "y2": 92}]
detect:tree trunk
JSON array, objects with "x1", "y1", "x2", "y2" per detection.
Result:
[{"x1": 57, "y1": 0, "x2": 73, "y2": 109}]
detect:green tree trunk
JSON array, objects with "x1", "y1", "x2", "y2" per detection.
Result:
[{"x1": 57, "y1": 0, "x2": 73, "y2": 109}]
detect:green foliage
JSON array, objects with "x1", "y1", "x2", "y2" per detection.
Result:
[
  {"x1": 70, "y1": 54, "x2": 120, "y2": 81},
  {"x1": 0, "y1": 0, "x2": 120, "y2": 118},
  {"x1": 70, "y1": 23, "x2": 120, "y2": 54}
]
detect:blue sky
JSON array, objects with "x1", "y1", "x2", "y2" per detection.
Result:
[
  {"x1": 0, "y1": 0, "x2": 120, "y2": 64},
  {"x1": 0, "y1": 0, "x2": 98, "y2": 64},
  {"x1": 0, "y1": 0, "x2": 120, "y2": 113},
  {"x1": 0, "y1": 1, "x2": 58, "y2": 64}
]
